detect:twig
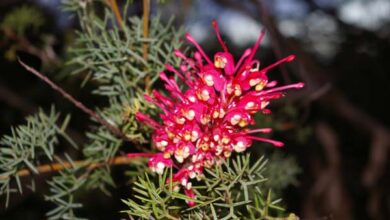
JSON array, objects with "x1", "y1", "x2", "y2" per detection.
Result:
[
  {"x1": 142, "y1": 0, "x2": 150, "y2": 60},
  {"x1": 0, "y1": 154, "x2": 154, "y2": 181},
  {"x1": 18, "y1": 59, "x2": 141, "y2": 147},
  {"x1": 143, "y1": 0, "x2": 151, "y2": 91},
  {"x1": 107, "y1": 0, "x2": 123, "y2": 29}
]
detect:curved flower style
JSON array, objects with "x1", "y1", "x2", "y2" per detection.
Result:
[{"x1": 132, "y1": 21, "x2": 304, "y2": 205}]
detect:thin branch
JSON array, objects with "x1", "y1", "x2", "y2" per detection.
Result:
[
  {"x1": 143, "y1": 0, "x2": 151, "y2": 91},
  {"x1": 0, "y1": 154, "x2": 154, "y2": 181},
  {"x1": 106, "y1": 0, "x2": 123, "y2": 29},
  {"x1": 18, "y1": 59, "x2": 143, "y2": 148},
  {"x1": 142, "y1": 0, "x2": 150, "y2": 60}
]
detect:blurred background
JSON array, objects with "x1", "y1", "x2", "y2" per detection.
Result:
[{"x1": 1, "y1": 0, "x2": 389, "y2": 219}]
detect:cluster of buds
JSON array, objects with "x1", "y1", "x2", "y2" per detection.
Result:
[{"x1": 133, "y1": 21, "x2": 304, "y2": 205}]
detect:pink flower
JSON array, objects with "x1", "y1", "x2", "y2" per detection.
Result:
[
  {"x1": 132, "y1": 20, "x2": 304, "y2": 202},
  {"x1": 147, "y1": 153, "x2": 173, "y2": 175},
  {"x1": 184, "y1": 188, "x2": 196, "y2": 207}
]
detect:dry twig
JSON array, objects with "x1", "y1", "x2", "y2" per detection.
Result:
[
  {"x1": 18, "y1": 60, "x2": 147, "y2": 153},
  {"x1": 0, "y1": 154, "x2": 154, "y2": 181},
  {"x1": 106, "y1": 0, "x2": 123, "y2": 29}
]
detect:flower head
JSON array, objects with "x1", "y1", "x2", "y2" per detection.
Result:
[{"x1": 132, "y1": 20, "x2": 304, "y2": 199}]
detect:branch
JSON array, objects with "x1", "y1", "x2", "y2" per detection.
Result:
[
  {"x1": 18, "y1": 60, "x2": 145, "y2": 150},
  {"x1": 142, "y1": 0, "x2": 150, "y2": 60},
  {"x1": 106, "y1": 0, "x2": 123, "y2": 29},
  {"x1": 0, "y1": 154, "x2": 154, "y2": 181},
  {"x1": 143, "y1": 0, "x2": 151, "y2": 91}
]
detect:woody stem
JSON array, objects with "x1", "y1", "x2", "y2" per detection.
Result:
[
  {"x1": 107, "y1": 0, "x2": 123, "y2": 28},
  {"x1": 143, "y1": 0, "x2": 150, "y2": 60},
  {"x1": 18, "y1": 60, "x2": 149, "y2": 153},
  {"x1": 0, "y1": 155, "x2": 145, "y2": 181},
  {"x1": 143, "y1": 0, "x2": 151, "y2": 91}
]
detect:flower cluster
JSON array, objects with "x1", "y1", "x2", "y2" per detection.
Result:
[{"x1": 133, "y1": 21, "x2": 304, "y2": 205}]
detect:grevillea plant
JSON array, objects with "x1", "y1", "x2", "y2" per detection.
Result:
[
  {"x1": 132, "y1": 21, "x2": 304, "y2": 206},
  {"x1": 0, "y1": 1, "x2": 303, "y2": 219}
]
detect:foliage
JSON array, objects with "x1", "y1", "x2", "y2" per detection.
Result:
[
  {"x1": 65, "y1": 0, "x2": 184, "y2": 149},
  {"x1": 122, "y1": 154, "x2": 290, "y2": 219},
  {"x1": 66, "y1": 0, "x2": 183, "y2": 98},
  {"x1": 263, "y1": 152, "x2": 300, "y2": 195},
  {"x1": 0, "y1": 107, "x2": 75, "y2": 207},
  {"x1": 45, "y1": 158, "x2": 87, "y2": 220},
  {"x1": 63, "y1": 0, "x2": 184, "y2": 199},
  {"x1": 1, "y1": 5, "x2": 45, "y2": 36}
]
